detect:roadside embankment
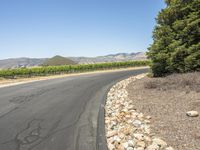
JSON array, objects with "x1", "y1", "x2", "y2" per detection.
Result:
[{"x1": 105, "y1": 74, "x2": 174, "y2": 150}]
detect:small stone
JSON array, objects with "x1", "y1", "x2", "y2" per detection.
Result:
[
  {"x1": 146, "y1": 115, "x2": 152, "y2": 119},
  {"x1": 166, "y1": 146, "x2": 175, "y2": 150},
  {"x1": 105, "y1": 119, "x2": 110, "y2": 124},
  {"x1": 113, "y1": 135, "x2": 121, "y2": 142},
  {"x1": 122, "y1": 142, "x2": 129, "y2": 149},
  {"x1": 108, "y1": 143, "x2": 115, "y2": 150},
  {"x1": 144, "y1": 126, "x2": 151, "y2": 134},
  {"x1": 186, "y1": 111, "x2": 199, "y2": 117},
  {"x1": 138, "y1": 113, "x2": 144, "y2": 119},
  {"x1": 132, "y1": 120, "x2": 142, "y2": 127},
  {"x1": 128, "y1": 140, "x2": 135, "y2": 147},
  {"x1": 118, "y1": 133, "x2": 125, "y2": 139},
  {"x1": 123, "y1": 128, "x2": 131, "y2": 135},
  {"x1": 144, "y1": 136, "x2": 152, "y2": 142},
  {"x1": 144, "y1": 120, "x2": 151, "y2": 124},
  {"x1": 152, "y1": 138, "x2": 167, "y2": 148},
  {"x1": 133, "y1": 133, "x2": 144, "y2": 140},
  {"x1": 137, "y1": 141, "x2": 146, "y2": 148},
  {"x1": 136, "y1": 147, "x2": 144, "y2": 150},
  {"x1": 114, "y1": 140, "x2": 120, "y2": 148},
  {"x1": 107, "y1": 130, "x2": 118, "y2": 138},
  {"x1": 117, "y1": 144, "x2": 125, "y2": 150},
  {"x1": 127, "y1": 147, "x2": 134, "y2": 150},
  {"x1": 146, "y1": 143, "x2": 159, "y2": 150}
]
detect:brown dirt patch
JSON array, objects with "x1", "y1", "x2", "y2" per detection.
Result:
[{"x1": 126, "y1": 72, "x2": 200, "y2": 150}]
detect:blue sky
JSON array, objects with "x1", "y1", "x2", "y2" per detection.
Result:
[{"x1": 0, "y1": 0, "x2": 165, "y2": 59}]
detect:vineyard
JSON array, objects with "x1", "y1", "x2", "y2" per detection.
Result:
[{"x1": 0, "y1": 60, "x2": 150, "y2": 79}]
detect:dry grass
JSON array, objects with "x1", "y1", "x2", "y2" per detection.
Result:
[{"x1": 144, "y1": 72, "x2": 200, "y2": 92}]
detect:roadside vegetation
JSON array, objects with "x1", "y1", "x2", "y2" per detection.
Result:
[
  {"x1": 147, "y1": 0, "x2": 200, "y2": 77},
  {"x1": 0, "y1": 60, "x2": 150, "y2": 79}
]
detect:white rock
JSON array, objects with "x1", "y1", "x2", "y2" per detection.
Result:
[
  {"x1": 144, "y1": 136, "x2": 152, "y2": 142},
  {"x1": 133, "y1": 133, "x2": 144, "y2": 140},
  {"x1": 146, "y1": 115, "x2": 152, "y2": 119},
  {"x1": 128, "y1": 140, "x2": 135, "y2": 147},
  {"x1": 127, "y1": 147, "x2": 134, "y2": 150},
  {"x1": 113, "y1": 135, "x2": 121, "y2": 142},
  {"x1": 122, "y1": 142, "x2": 129, "y2": 149},
  {"x1": 146, "y1": 143, "x2": 159, "y2": 150},
  {"x1": 132, "y1": 120, "x2": 142, "y2": 127},
  {"x1": 136, "y1": 147, "x2": 144, "y2": 150},
  {"x1": 186, "y1": 111, "x2": 199, "y2": 117},
  {"x1": 144, "y1": 120, "x2": 151, "y2": 124},
  {"x1": 152, "y1": 138, "x2": 167, "y2": 148},
  {"x1": 108, "y1": 143, "x2": 115, "y2": 150},
  {"x1": 107, "y1": 130, "x2": 118, "y2": 138},
  {"x1": 138, "y1": 113, "x2": 144, "y2": 119},
  {"x1": 166, "y1": 146, "x2": 175, "y2": 150},
  {"x1": 137, "y1": 141, "x2": 146, "y2": 148},
  {"x1": 144, "y1": 126, "x2": 151, "y2": 134}
]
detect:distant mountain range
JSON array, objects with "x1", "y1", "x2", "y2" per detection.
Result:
[
  {"x1": 0, "y1": 52, "x2": 147, "y2": 69},
  {"x1": 69, "y1": 52, "x2": 147, "y2": 64},
  {"x1": 0, "y1": 58, "x2": 47, "y2": 69}
]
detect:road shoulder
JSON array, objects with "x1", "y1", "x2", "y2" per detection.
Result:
[{"x1": 105, "y1": 74, "x2": 174, "y2": 150}]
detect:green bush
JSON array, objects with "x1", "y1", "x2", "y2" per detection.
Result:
[{"x1": 147, "y1": 0, "x2": 200, "y2": 77}]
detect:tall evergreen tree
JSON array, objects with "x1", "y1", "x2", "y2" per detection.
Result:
[{"x1": 147, "y1": 0, "x2": 200, "y2": 76}]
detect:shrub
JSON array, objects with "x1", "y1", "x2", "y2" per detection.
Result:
[{"x1": 147, "y1": 0, "x2": 200, "y2": 76}]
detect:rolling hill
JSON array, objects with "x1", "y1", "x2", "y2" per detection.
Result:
[{"x1": 42, "y1": 55, "x2": 77, "y2": 66}]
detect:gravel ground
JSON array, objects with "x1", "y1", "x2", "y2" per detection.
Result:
[{"x1": 126, "y1": 73, "x2": 200, "y2": 150}]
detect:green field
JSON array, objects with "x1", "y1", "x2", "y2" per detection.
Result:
[{"x1": 0, "y1": 60, "x2": 150, "y2": 79}]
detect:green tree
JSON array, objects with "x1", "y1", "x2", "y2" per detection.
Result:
[{"x1": 147, "y1": 0, "x2": 200, "y2": 76}]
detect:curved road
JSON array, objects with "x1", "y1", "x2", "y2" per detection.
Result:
[{"x1": 0, "y1": 68, "x2": 148, "y2": 150}]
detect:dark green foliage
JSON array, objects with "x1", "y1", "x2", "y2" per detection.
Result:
[
  {"x1": 147, "y1": 0, "x2": 200, "y2": 76},
  {"x1": 0, "y1": 61, "x2": 150, "y2": 79}
]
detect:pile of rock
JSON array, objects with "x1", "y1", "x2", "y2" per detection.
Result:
[{"x1": 105, "y1": 74, "x2": 174, "y2": 150}]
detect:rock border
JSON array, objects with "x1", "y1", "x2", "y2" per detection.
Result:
[{"x1": 105, "y1": 74, "x2": 174, "y2": 150}]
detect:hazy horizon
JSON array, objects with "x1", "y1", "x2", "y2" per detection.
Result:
[{"x1": 0, "y1": 51, "x2": 146, "y2": 60}]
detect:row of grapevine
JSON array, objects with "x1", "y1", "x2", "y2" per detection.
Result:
[{"x1": 0, "y1": 60, "x2": 150, "y2": 79}]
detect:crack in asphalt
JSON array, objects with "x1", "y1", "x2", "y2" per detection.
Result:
[{"x1": 0, "y1": 106, "x2": 19, "y2": 119}]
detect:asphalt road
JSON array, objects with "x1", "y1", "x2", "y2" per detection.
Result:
[{"x1": 0, "y1": 68, "x2": 148, "y2": 150}]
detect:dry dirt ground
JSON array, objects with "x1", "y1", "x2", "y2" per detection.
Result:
[{"x1": 126, "y1": 72, "x2": 200, "y2": 150}]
